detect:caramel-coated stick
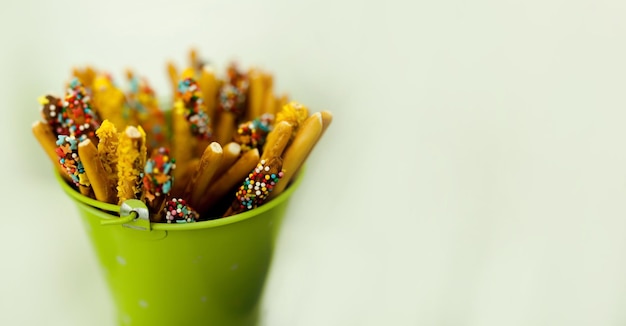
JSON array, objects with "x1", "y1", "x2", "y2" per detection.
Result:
[
  {"x1": 32, "y1": 121, "x2": 71, "y2": 182},
  {"x1": 79, "y1": 139, "x2": 115, "y2": 203},
  {"x1": 183, "y1": 142, "x2": 223, "y2": 207},
  {"x1": 269, "y1": 112, "x2": 324, "y2": 199},
  {"x1": 197, "y1": 148, "x2": 260, "y2": 213},
  {"x1": 212, "y1": 142, "x2": 242, "y2": 182},
  {"x1": 261, "y1": 121, "x2": 293, "y2": 161}
]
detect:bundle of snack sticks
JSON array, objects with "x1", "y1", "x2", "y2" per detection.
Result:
[{"x1": 32, "y1": 48, "x2": 332, "y2": 223}]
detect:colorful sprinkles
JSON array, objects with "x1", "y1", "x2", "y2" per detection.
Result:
[
  {"x1": 55, "y1": 135, "x2": 90, "y2": 187},
  {"x1": 176, "y1": 77, "x2": 211, "y2": 139},
  {"x1": 164, "y1": 198, "x2": 199, "y2": 223},
  {"x1": 142, "y1": 147, "x2": 175, "y2": 202},
  {"x1": 127, "y1": 75, "x2": 167, "y2": 148},
  {"x1": 217, "y1": 64, "x2": 249, "y2": 116},
  {"x1": 62, "y1": 78, "x2": 100, "y2": 141},
  {"x1": 234, "y1": 113, "x2": 274, "y2": 152},
  {"x1": 39, "y1": 95, "x2": 68, "y2": 136},
  {"x1": 232, "y1": 158, "x2": 283, "y2": 212}
]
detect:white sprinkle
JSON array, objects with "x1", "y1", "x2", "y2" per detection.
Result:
[
  {"x1": 256, "y1": 190, "x2": 261, "y2": 196},
  {"x1": 264, "y1": 166, "x2": 270, "y2": 171}
]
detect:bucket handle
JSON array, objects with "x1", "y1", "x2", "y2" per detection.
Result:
[{"x1": 100, "y1": 199, "x2": 151, "y2": 231}]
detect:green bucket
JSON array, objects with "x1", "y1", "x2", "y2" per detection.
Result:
[{"x1": 55, "y1": 169, "x2": 304, "y2": 326}]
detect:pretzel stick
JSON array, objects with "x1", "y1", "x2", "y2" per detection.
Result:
[
  {"x1": 189, "y1": 47, "x2": 199, "y2": 72},
  {"x1": 212, "y1": 142, "x2": 241, "y2": 182},
  {"x1": 32, "y1": 121, "x2": 71, "y2": 182},
  {"x1": 262, "y1": 83, "x2": 276, "y2": 116},
  {"x1": 116, "y1": 126, "x2": 147, "y2": 204},
  {"x1": 197, "y1": 148, "x2": 260, "y2": 213},
  {"x1": 184, "y1": 142, "x2": 223, "y2": 208},
  {"x1": 247, "y1": 69, "x2": 265, "y2": 121},
  {"x1": 223, "y1": 157, "x2": 283, "y2": 217},
  {"x1": 143, "y1": 147, "x2": 175, "y2": 221},
  {"x1": 269, "y1": 112, "x2": 323, "y2": 199},
  {"x1": 56, "y1": 135, "x2": 92, "y2": 196},
  {"x1": 166, "y1": 60, "x2": 179, "y2": 100},
  {"x1": 172, "y1": 158, "x2": 199, "y2": 197},
  {"x1": 92, "y1": 74, "x2": 126, "y2": 130},
  {"x1": 320, "y1": 110, "x2": 333, "y2": 135},
  {"x1": 79, "y1": 139, "x2": 113, "y2": 203},
  {"x1": 198, "y1": 66, "x2": 218, "y2": 127},
  {"x1": 95, "y1": 120, "x2": 119, "y2": 203},
  {"x1": 171, "y1": 105, "x2": 195, "y2": 182},
  {"x1": 215, "y1": 112, "x2": 237, "y2": 145},
  {"x1": 261, "y1": 121, "x2": 292, "y2": 161},
  {"x1": 181, "y1": 67, "x2": 195, "y2": 80}
]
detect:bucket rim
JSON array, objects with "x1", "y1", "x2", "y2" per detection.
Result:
[{"x1": 55, "y1": 166, "x2": 305, "y2": 230}]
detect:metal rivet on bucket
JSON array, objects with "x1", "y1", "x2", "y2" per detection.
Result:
[{"x1": 101, "y1": 199, "x2": 151, "y2": 231}]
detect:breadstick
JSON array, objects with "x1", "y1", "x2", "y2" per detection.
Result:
[
  {"x1": 166, "y1": 60, "x2": 179, "y2": 99},
  {"x1": 181, "y1": 67, "x2": 195, "y2": 80},
  {"x1": 184, "y1": 142, "x2": 223, "y2": 208},
  {"x1": 223, "y1": 157, "x2": 284, "y2": 217},
  {"x1": 247, "y1": 69, "x2": 265, "y2": 121},
  {"x1": 215, "y1": 64, "x2": 249, "y2": 143},
  {"x1": 72, "y1": 66, "x2": 96, "y2": 88},
  {"x1": 125, "y1": 71, "x2": 168, "y2": 150},
  {"x1": 32, "y1": 121, "x2": 71, "y2": 182},
  {"x1": 261, "y1": 121, "x2": 292, "y2": 160},
  {"x1": 91, "y1": 75, "x2": 126, "y2": 131},
  {"x1": 172, "y1": 158, "x2": 199, "y2": 197},
  {"x1": 116, "y1": 126, "x2": 146, "y2": 204},
  {"x1": 212, "y1": 142, "x2": 241, "y2": 182},
  {"x1": 215, "y1": 111, "x2": 237, "y2": 145},
  {"x1": 79, "y1": 139, "x2": 114, "y2": 203},
  {"x1": 275, "y1": 101, "x2": 309, "y2": 138},
  {"x1": 142, "y1": 147, "x2": 175, "y2": 221},
  {"x1": 189, "y1": 47, "x2": 199, "y2": 72},
  {"x1": 269, "y1": 112, "x2": 323, "y2": 199},
  {"x1": 262, "y1": 83, "x2": 276, "y2": 116},
  {"x1": 233, "y1": 114, "x2": 274, "y2": 153},
  {"x1": 171, "y1": 103, "x2": 195, "y2": 182},
  {"x1": 320, "y1": 110, "x2": 333, "y2": 135},
  {"x1": 95, "y1": 119, "x2": 119, "y2": 202},
  {"x1": 197, "y1": 148, "x2": 260, "y2": 213},
  {"x1": 198, "y1": 66, "x2": 218, "y2": 126}
]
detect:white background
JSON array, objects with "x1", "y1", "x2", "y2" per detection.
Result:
[{"x1": 2, "y1": 0, "x2": 626, "y2": 325}]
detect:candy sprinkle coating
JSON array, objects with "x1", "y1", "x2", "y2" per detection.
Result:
[{"x1": 164, "y1": 198, "x2": 199, "y2": 223}]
